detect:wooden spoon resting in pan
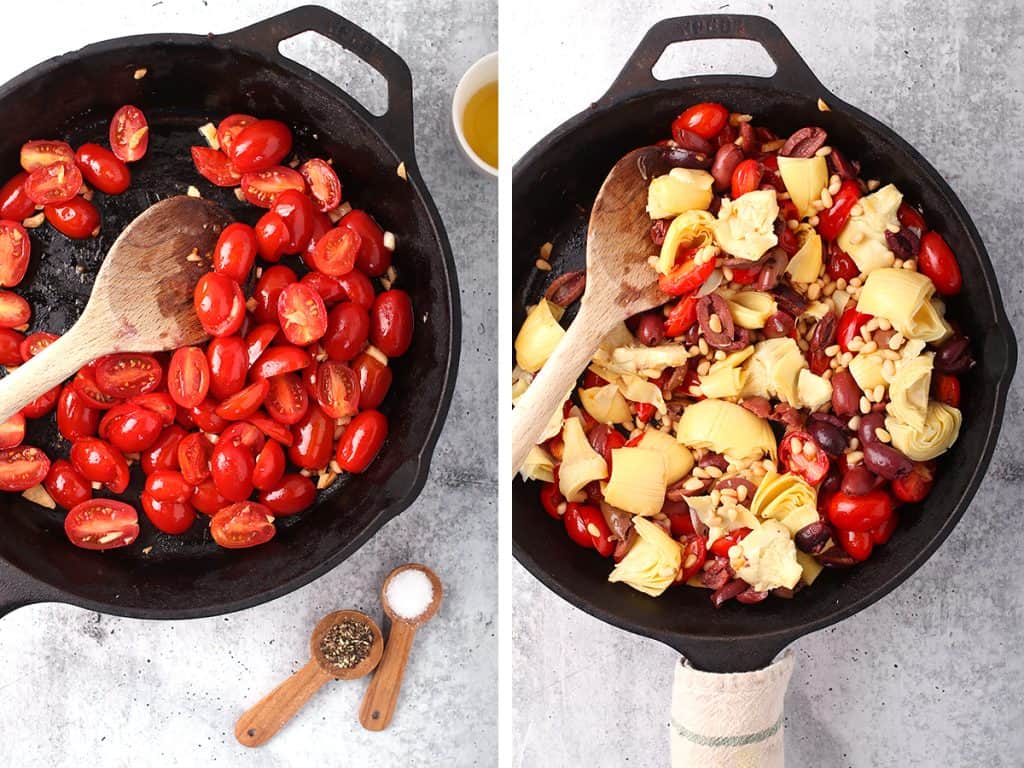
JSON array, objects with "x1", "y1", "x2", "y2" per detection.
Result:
[
  {"x1": 510, "y1": 147, "x2": 665, "y2": 474},
  {"x1": 0, "y1": 196, "x2": 233, "y2": 423}
]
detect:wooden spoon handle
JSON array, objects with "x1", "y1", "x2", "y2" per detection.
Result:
[
  {"x1": 359, "y1": 622, "x2": 417, "y2": 731},
  {"x1": 0, "y1": 320, "x2": 105, "y2": 424},
  {"x1": 510, "y1": 301, "x2": 617, "y2": 474},
  {"x1": 235, "y1": 660, "x2": 332, "y2": 747}
]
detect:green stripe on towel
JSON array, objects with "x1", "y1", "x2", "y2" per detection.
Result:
[{"x1": 672, "y1": 714, "x2": 783, "y2": 748}]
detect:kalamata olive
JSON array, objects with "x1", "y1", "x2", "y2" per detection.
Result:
[
  {"x1": 697, "y1": 294, "x2": 742, "y2": 350},
  {"x1": 873, "y1": 328, "x2": 897, "y2": 349},
  {"x1": 884, "y1": 228, "x2": 920, "y2": 261},
  {"x1": 769, "y1": 402, "x2": 805, "y2": 428},
  {"x1": 809, "y1": 312, "x2": 837, "y2": 352},
  {"x1": 807, "y1": 419, "x2": 846, "y2": 456},
  {"x1": 636, "y1": 146, "x2": 711, "y2": 179},
  {"x1": 841, "y1": 465, "x2": 882, "y2": 496},
  {"x1": 857, "y1": 412, "x2": 887, "y2": 446},
  {"x1": 650, "y1": 219, "x2": 669, "y2": 245},
  {"x1": 699, "y1": 452, "x2": 729, "y2": 471},
  {"x1": 831, "y1": 370, "x2": 860, "y2": 417},
  {"x1": 818, "y1": 546, "x2": 857, "y2": 568},
  {"x1": 771, "y1": 284, "x2": 809, "y2": 316},
  {"x1": 701, "y1": 557, "x2": 732, "y2": 590},
  {"x1": 863, "y1": 441, "x2": 914, "y2": 480},
  {"x1": 674, "y1": 128, "x2": 714, "y2": 155},
  {"x1": 712, "y1": 578, "x2": 749, "y2": 608},
  {"x1": 780, "y1": 126, "x2": 827, "y2": 158},
  {"x1": 741, "y1": 396, "x2": 772, "y2": 419},
  {"x1": 828, "y1": 147, "x2": 860, "y2": 180},
  {"x1": 795, "y1": 521, "x2": 831, "y2": 554},
  {"x1": 710, "y1": 144, "x2": 744, "y2": 191},
  {"x1": 763, "y1": 311, "x2": 795, "y2": 339},
  {"x1": 738, "y1": 122, "x2": 758, "y2": 155},
  {"x1": 636, "y1": 313, "x2": 665, "y2": 347},
  {"x1": 772, "y1": 587, "x2": 797, "y2": 599},
  {"x1": 819, "y1": 463, "x2": 842, "y2": 496},
  {"x1": 934, "y1": 335, "x2": 975, "y2": 375},
  {"x1": 754, "y1": 249, "x2": 787, "y2": 291},
  {"x1": 544, "y1": 270, "x2": 586, "y2": 307},
  {"x1": 735, "y1": 586, "x2": 769, "y2": 604},
  {"x1": 666, "y1": 475, "x2": 712, "y2": 501}
]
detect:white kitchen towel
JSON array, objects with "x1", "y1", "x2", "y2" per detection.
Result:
[{"x1": 671, "y1": 650, "x2": 794, "y2": 768}]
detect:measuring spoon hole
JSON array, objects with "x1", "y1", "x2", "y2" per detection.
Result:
[{"x1": 279, "y1": 32, "x2": 389, "y2": 117}]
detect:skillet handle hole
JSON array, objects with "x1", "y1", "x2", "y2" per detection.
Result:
[
  {"x1": 652, "y1": 40, "x2": 777, "y2": 82},
  {"x1": 279, "y1": 32, "x2": 389, "y2": 117}
]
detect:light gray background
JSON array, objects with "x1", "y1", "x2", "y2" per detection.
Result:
[
  {"x1": 509, "y1": 1, "x2": 1024, "y2": 766},
  {"x1": 0, "y1": 1, "x2": 496, "y2": 767}
]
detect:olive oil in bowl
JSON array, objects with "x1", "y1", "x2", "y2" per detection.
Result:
[{"x1": 462, "y1": 80, "x2": 498, "y2": 170}]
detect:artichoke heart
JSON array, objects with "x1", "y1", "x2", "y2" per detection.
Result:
[
  {"x1": 797, "y1": 369, "x2": 832, "y2": 411},
  {"x1": 886, "y1": 401, "x2": 961, "y2": 461},
  {"x1": 676, "y1": 398, "x2": 777, "y2": 460},
  {"x1": 558, "y1": 417, "x2": 608, "y2": 501},
  {"x1": 836, "y1": 184, "x2": 902, "y2": 275},
  {"x1": 635, "y1": 429, "x2": 694, "y2": 484},
  {"x1": 600, "y1": 343, "x2": 692, "y2": 378},
  {"x1": 514, "y1": 299, "x2": 565, "y2": 372},
  {"x1": 886, "y1": 353, "x2": 933, "y2": 430},
  {"x1": 579, "y1": 384, "x2": 632, "y2": 425},
  {"x1": 726, "y1": 291, "x2": 778, "y2": 330},
  {"x1": 796, "y1": 550, "x2": 824, "y2": 585},
  {"x1": 520, "y1": 444, "x2": 556, "y2": 483},
  {"x1": 608, "y1": 516, "x2": 682, "y2": 597},
  {"x1": 750, "y1": 471, "x2": 819, "y2": 536},
  {"x1": 699, "y1": 346, "x2": 754, "y2": 399},
  {"x1": 785, "y1": 226, "x2": 823, "y2": 283},
  {"x1": 712, "y1": 190, "x2": 779, "y2": 262},
  {"x1": 777, "y1": 156, "x2": 827, "y2": 220},
  {"x1": 647, "y1": 168, "x2": 714, "y2": 219},
  {"x1": 657, "y1": 210, "x2": 718, "y2": 275},
  {"x1": 848, "y1": 351, "x2": 887, "y2": 394},
  {"x1": 744, "y1": 338, "x2": 806, "y2": 406},
  {"x1": 690, "y1": 494, "x2": 761, "y2": 546},
  {"x1": 729, "y1": 520, "x2": 803, "y2": 592},
  {"x1": 856, "y1": 268, "x2": 947, "y2": 342},
  {"x1": 603, "y1": 447, "x2": 668, "y2": 517}
]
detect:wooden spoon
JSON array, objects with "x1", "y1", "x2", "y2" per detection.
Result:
[
  {"x1": 511, "y1": 147, "x2": 666, "y2": 473},
  {"x1": 235, "y1": 610, "x2": 384, "y2": 747},
  {"x1": 359, "y1": 564, "x2": 443, "y2": 731},
  {"x1": 0, "y1": 196, "x2": 233, "y2": 423}
]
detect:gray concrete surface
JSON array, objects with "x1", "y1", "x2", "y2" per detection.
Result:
[
  {"x1": 509, "y1": 1, "x2": 1024, "y2": 766},
  {"x1": 0, "y1": 1, "x2": 496, "y2": 766}
]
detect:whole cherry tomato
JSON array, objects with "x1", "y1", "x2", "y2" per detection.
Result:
[
  {"x1": 98, "y1": 402, "x2": 164, "y2": 453},
  {"x1": 827, "y1": 489, "x2": 894, "y2": 532},
  {"x1": 57, "y1": 386, "x2": 100, "y2": 441},
  {"x1": 0, "y1": 173, "x2": 35, "y2": 221},
  {"x1": 213, "y1": 223, "x2": 258, "y2": 283},
  {"x1": 210, "y1": 441, "x2": 255, "y2": 501},
  {"x1": 339, "y1": 209, "x2": 389, "y2": 276},
  {"x1": 229, "y1": 120, "x2": 293, "y2": 173},
  {"x1": 252, "y1": 265, "x2": 297, "y2": 323},
  {"x1": 730, "y1": 158, "x2": 762, "y2": 199},
  {"x1": 74, "y1": 143, "x2": 130, "y2": 194},
  {"x1": 301, "y1": 271, "x2": 346, "y2": 305},
  {"x1": 142, "y1": 494, "x2": 196, "y2": 535},
  {"x1": 145, "y1": 469, "x2": 193, "y2": 503},
  {"x1": 932, "y1": 373, "x2": 961, "y2": 408},
  {"x1": 271, "y1": 188, "x2": 315, "y2": 254},
  {"x1": 917, "y1": 231, "x2": 962, "y2": 296},
  {"x1": 335, "y1": 410, "x2": 388, "y2": 473},
  {"x1": 289, "y1": 403, "x2": 334, "y2": 469},
  {"x1": 837, "y1": 528, "x2": 873, "y2": 561},
  {"x1": 336, "y1": 270, "x2": 376, "y2": 311},
  {"x1": 254, "y1": 210, "x2": 290, "y2": 262},
  {"x1": 141, "y1": 425, "x2": 186, "y2": 475},
  {"x1": 779, "y1": 431, "x2": 830, "y2": 485},
  {"x1": 207, "y1": 335, "x2": 248, "y2": 400},
  {"x1": 70, "y1": 437, "x2": 129, "y2": 493},
  {"x1": 45, "y1": 459, "x2": 92, "y2": 509},
  {"x1": 323, "y1": 301, "x2": 370, "y2": 362},
  {"x1": 259, "y1": 473, "x2": 316, "y2": 516},
  {"x1": 351, "y1": 352, "x2": 392, "y2": 410},
  {"x1": 252, "y1": 439, "x2": 286, "y2": 491},
  {"x1": 817, "y1": 179, "x2": 861, "y2": 240},
  {"x1": 194, "y1": 272, "x2": 245, "y2": 337},
  {"x1": 130, "y1": 392, "x2": 177, "y2": 425},
  {"x1": 891, "y1": 461, "x2": 936, "y2": 504},
  {"x1": 216, "y1": 114, "x2": 256, "y2": 156},
  {"x1": 672, "y1": 102, "x2": 728, "y2": 140},
  {"x1": 192, "y1": 479, "x2": 230, "y2": 516},
  {"x1": 837, "y1": 307, "x2": 872, "y2": 352},
  {"x1": 370, "y1": 290, "x2": 413, "y2": 357},
  {"x1": 65, "y1": 499, "x2": 139, "y2": 550},
  {"x1": 897, "y1": 202, "x2": 927, "y2": 232}
]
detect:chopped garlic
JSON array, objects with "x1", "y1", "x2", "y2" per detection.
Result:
[{"x1": 198, "y1": 122, "x2": 220, "y2": 150}]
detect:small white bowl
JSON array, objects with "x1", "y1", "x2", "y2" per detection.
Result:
[{"x1": 451, "y1": 51, "x2": 498, "y2": 178}]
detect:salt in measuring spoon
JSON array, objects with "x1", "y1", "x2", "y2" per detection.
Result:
[{"x1": 359, "y1": 564, "x2": 443, "y2": 730}]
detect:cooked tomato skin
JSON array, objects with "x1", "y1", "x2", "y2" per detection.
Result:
[
  {"x1": 0, "y1": 445, "x2": 50, "y2": 491},
  {"x1": 229, "y1": 120, "x2": 293, "y2": 173},
  {"x1": 0, "y1": 328, "x2": 25, "y2": 365},
  {"x1": 141, "y1": 424, "x2": 186, "y2": 475},
  {"x1": 57, "y1": 386, "x2": 101, "y2": 441},
  {"x1": 207, "y1": 335, "x2": 248, "y2": 400},
  {"x1": 251, "y1": 345, "x2": 311, "y2": 379},
  {"x1": 253, "y1": 265, "x2": 297, "y2": 323},
  {"x1": 192, "y1": 479, "x2": 230, "y2": 515},
  {"x1": 270, "y1": 189, "x2": 315, "y2": 254},
  {"x1": 917, "y1": 231, "x2": 962, "y2": 296},
  {"x1": 0, "y1": 173, "x2": 35, "y2": 220},
  {"x1": 194, "y1": 272, "x2": 245, "y2": 337},
  {"x1": 74, "y1": 143, "x2": 131, "y2": 194},
  {"x1": 335, "y1": 410, "x2": 388, "y2": 473},
  {"x1": 0, "y1": 290, "x2": 30, "y2": 328},
  {"x1": 672, "y1": 102, "x2": 729, "y2": 140},
  {"x1": 252, "y1": 439, "x2": 286, "y2": 491},
  {"x1": 142, "y1": 494, "x2": 196, "y2": 535},
  {"x1": 45, "y1": 198, "x2": 100, "y2": 239},
  {"x1": 212, "y1": 223, "x2": 258, "y2": 283},
  {"x1": 70, "y1": 437, "x2": 129, "y2": 492},
  {"x1": 336, "y1": 270, "x2": 375, "y2": 311},
  {"x1": 99, "y1": 402, "x2": 165, "y2": 453},
  {"x1": 370, "y1": 290, "x2": 413, "y2": 357},
  {"x1": 259, "y1": 473, "x2": 316, "y2": 515},
  {"x1": 45, "y1": 459, "x2": 92, "y2": 509},
  {"x1": 109, "y1": 105, "x2": 149, "y2": 163},
  {"x1": 339, "y1": 210, "x2": 389, "y2": 276},
  {"x1": 210, "y1": 501, "x2": 276, "y2": 549},
  {"x1": 210, "y1": 441, "x2": 256, "y2": 502},
  {"x1": 0, "y1": 412, "x2": 25, "y2": 449},
  {"x1": 323, "y1": 301, "x2": 369, "y2": 362},
  {"x1": 289, "y1": 403, "x2": 333, "y2": 469},
  {"x1": 352, "y1": 352, "x2": 392, "y2": 410},
  {"x1": 65, "y1": 499, "x2": 139, "y2": 550},
  {"x1": 215, "y1": 378, "x2": 269, "y2": 421}
]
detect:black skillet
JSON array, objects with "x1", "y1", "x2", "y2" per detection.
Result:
[
  {"x1": 0, "y1": 6, "x2": 459, "y2": 619},
  {"x1": 512, "y1": 15, "x2": 1016, "y2": 673}
]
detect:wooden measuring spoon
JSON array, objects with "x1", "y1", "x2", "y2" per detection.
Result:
[
  {"x1": 235, "y1": 610, "x2": 384, "y2": 747},
  {"x1": 0, "y1": 196, "x2": 233, "y2": 423},
  {"x1": 510, "y1": 147, "x2": 667, "y2": 474},
  {"x1": 359, "y1": 564, "x2": 443, "y2": 731}
]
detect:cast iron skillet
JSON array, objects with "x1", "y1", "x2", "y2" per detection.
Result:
[
  {"x1": 0, "y1": 6, "x2": 459, "y2": 619},
  {"x1": 512, "y1": 15, "x2": 1016, "y2": 672}
]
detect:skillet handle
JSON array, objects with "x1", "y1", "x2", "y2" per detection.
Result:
[
  {"x1": 601, "y1": 14, "x2": 825, "y2": 104},
  {"x1": 671, "y1": 651, "x2": 794, "y2": 767},
  {"x1": 0, "y1": 558, "x2": 52, "y2": 620},
  {"x1": 219, "y1": 5, "x2": 416, "y2": 160}
]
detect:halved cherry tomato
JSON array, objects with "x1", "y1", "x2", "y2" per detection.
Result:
[
  {"x1": 562, "y1": 503, "x2": 593, "y2": 549},
  {"x1": 194, "y1": 272, "x2": 245, "y2": 337},
  {"x1": 679, "y1": 535, "x2": 708, "y2": 582},
  {"x1": 932, "y1": 373, "x2": 961, "y2": 408},
  {"x1": 243, "y1": 325, "x2": 280, "y2": 371},
  {"x1": 20, "y1": 331, "x2": 57, "y2": 360},
  {"x1": 729, "y1": 265, "x2": 759, "y2": 285},
  {"x1": 779, "y1": 431, "x2": 830, "y2": 485},
  {"x1": 25, "y1": 161, "x2": 82, "y2": 205},
  {"x1": 370, "y1": 290, "x2": 413, "y2": 357},
  {"x1": 277, "y1": 282, "x2": 328, "y2": 346},
  {"x1": 837, "y1": 307, "x2": 872, "y2": 352},
  {"x1": 710, "y1": 527, "x2": 752, "y2": 557},
  {"x1": 0, "y1": 445, "x2": 49, "y2": 490},
  {"x1": 827, "y1": 489, "x2": 894, "y2": 532},
  {"x1": 304, "y1": 210, "x2": 332, "y2": 260},
  {"x1": 177, "y1": 431, "x2": 212, "y2": 485},
  {"x1": 301, "y1": 271, "x2": 346, "y2": 305},
  {"x1": 216, "y1": 114, "x2": 256, "y2": 157},
  {"x1": 44, "y1": 198, "x2": 100, "y2": 239},
  {"x1": 207, "y1": 335, "x2": 248, "y2": 400},
  {"x1": 309, "y1": 226, "x2": 361, "y2": 277},
  {"x1": 891, "y1": 461, "x2": 935, "y2": 504},
  {"x1": 216, "y1": 378, "x2": 270, "y2": 421},
  {"x1": 65, "y1": 499, "x2": 139, "y2": 550},
  {"x1": 323, "y1": 301, "x2": 369, "y2": 362},
  {"x1": 229, "y1": 119, "x2": 292, "y2": 173},
  {"x1": 213, "y1": 223, "x2": 258, "y2": 283},
  {"x1": 339, "y1": 209, "x2": 389, "y2": 276},
  {"x1": 110, "y1": 105, "x2": 149, "y2": 162},
  {"x1": 72, "y1": 364, "x2": 120, "y2": 409},
  {"x1": 352, "y1": 352, "x2": 392, "y2": 410},
  {"x1": 253, "y1": 265, "x2": 297, "y2": 323},
  {"x1": 336, "y1": 270, "x2": 376, "y2": 311},
  {"x1": 315, "y1": 361, "x2": 359, "y2": 419},
  {"x1": 57, "y1": 386, "x2": 100, "y2": 441},
  {"x1": 141, "y1": 494, "x2": 196, "y2": 535},
  {"x1": 20, "y1": 140, "x2": 74, "y2": 172},
  {"x1": 817, "y1": 179, "x2": 861, "y2": 240},
  {"x1": 572, "y1": 503, "x2": 615, "y2": 557},
  {"x1": 0, "y1": 220, "x2": 31, "y2": 287},
  {"x1": 665, "y1": 501, "x2": 695, "y2": 537},
  {"x1": 0, "y1": 290, "x2": 30, "y2": 328},
  {"x1": 271, "y1": 188, "x2": 315, "y2": 254},
  {"x1": 45, "y1": 459, "x2": 91, "y2": 509},
  {"x1": 672, "y1": 102, "x2": 728, "y2": 140},
  {"x1": 210, "y1": 501, "x2": 276, "y2": 549},
  {"x1": 0, "y1": 412, "x2": 25, "y2": 448},
  {"x1": 837, "y1": 528, "x2": 873, "y2": 561},
  {"x1": 210, "y1": 441, "x2": 255, "y2": 501},
  {"x1": 288, "y1": 401, "x2": 334, "y2": 472},
  {"x1": 265, "y1": 373, "x2": 308, "y2": 425},
  {"x1": 70, "y1": 437, "x2": 121, "y2": 484},
  {"x1": 190, "y1": 146, "x2": 241, "y2": 187},
  {"x1": 192, "y1": 479, "x2": 229, "y2": 516},
  {"x1": 130, "y1": 392, "x2": 176, "y2": 425},
  {"x1": 897, "y1": 202, "x2": 927, "y2": 232},
  {"x1": 74, "y1": 143, "x2": 130, "y2": 194},
  {"x1": 336, "y1": 410, "x2": 387, "y2": 473},
  {"x1": 248, "y1": 412, "x2": 294, "y2": 446},
  {"x1": 251, "y1": 345, "x2": 312, "y2": 379},
  {"x1": 299, "y1": 158, "x2": 342, "y2": 212},
  {"x1": 21, "y1": 385, "x2": 60, "y2": 419},
  {"x1": 870, "y1": 513, "x2": 899, "y2": 546},
  {"x1": 95, "y1": 353, "x2": 163, "y2": 398},
  {"x1": 252, "y1": 439, "x2": 286, "y2": 491},
  {"x1": 254, "y1": 211, "x2": 290, "y2": 262},
  {"x1": 141, "y1": 425, "x2": 186, "y2": 475},
  {"x1": 664, "y1": 295, "x2": 700, "y2": 337},
  {"x1": 730, "y1": 158, "x2": 762, "y2": 199},
  {"x1": 917, "y1": 231, "x2": 962, "y2": 296},
  {"x1": 260, "y1": 473, "x2": 316, "y2": 516},
  {"x1": 635, "y1": 403, "x2": 656, "y2": 423},
  {"x1": 826, "y1": 245, "x2": 859, "y2": 281},
  {"x1": 240, "y1": 166, "x2": 305, "y2": 208},
  {"x1": 0, "y1": 328, "x2": 24, "y2": 365},
  {"x1": 190, "y1": 397, "x2": 229, "y2": 433},
  {"x1": 657, "y1": 245, "x2": 715, "y2": 297},
  {"x1": 167, "y1": 346, "x2": 210, "y2": 409},
  {"x1": 0, "y1": 173, "x2": 35, "y2": 221},
  {"x1": 219, "y1": 422, "x2": 265, "y2": 454}
]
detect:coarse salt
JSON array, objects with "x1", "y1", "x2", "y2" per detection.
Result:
[{"x1": 386, "y1": 568, "x2": 433, "y2": 620}]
